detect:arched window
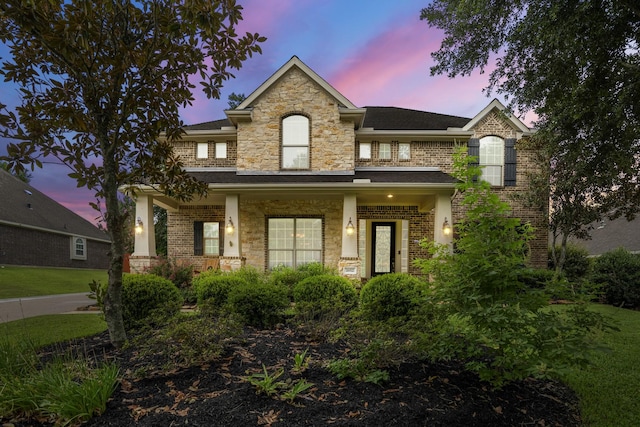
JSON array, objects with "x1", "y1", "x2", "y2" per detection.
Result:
[
  {"x1": 479, "y1": 136, "x2": 505, "y2": 186},
  {"x1": 282, "y1": 115, "x2": 309, "y2": 169}
]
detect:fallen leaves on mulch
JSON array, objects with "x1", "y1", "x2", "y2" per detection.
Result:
[{"x1": 6, "y1": 327, "x2": 582, "y2": 426}]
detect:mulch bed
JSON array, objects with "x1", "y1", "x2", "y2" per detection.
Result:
[{"x1": 6, "y1": 326, "x2": 582, "y2": 426}]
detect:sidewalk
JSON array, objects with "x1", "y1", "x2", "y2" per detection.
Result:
[{"x1": 0, "y1": 293, "x2": 96, "y2": 324}]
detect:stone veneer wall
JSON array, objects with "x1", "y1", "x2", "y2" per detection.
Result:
[
  {"x1": 167, "y1": 205, "x2": 226, "y2": 271},
  {"x1": 240, "y1": 198, "x2": 343, "y2": 271},
  {"x1": 357, "y1": 205, "x2": 433, "y2": 276},
  {"x1": 451, "y1": 110, "x2": 548, "y2": 268},
  {"x1": 236, "y1": 67, "x2": 356, "y2": 172},
  {"x1": 172, "y1": 140, "x2": 237, "y2": 168}
]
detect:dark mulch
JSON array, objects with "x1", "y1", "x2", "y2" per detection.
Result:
[{"x1": 6, "y1": 326, "x2": 582, "y2": 427}]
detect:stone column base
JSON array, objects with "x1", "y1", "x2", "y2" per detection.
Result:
[
  {"x1": 128, "y1": 256, "x2": 161, "y2": 274},
  {"x1": 338, "y1": 257, "x2": 361, "y2": 279},
  {"x1": 220, "y1": 256, "x2": 246, "y2": 272}
]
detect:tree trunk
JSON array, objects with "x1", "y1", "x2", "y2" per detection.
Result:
[{"x1": 101, "y1": 149, "x2": 127, "y2": 348}]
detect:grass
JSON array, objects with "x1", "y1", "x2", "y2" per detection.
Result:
[
  {"x1": 0, "y1": 314, "x2": 107, "y2": 347},
  {"x1": 0, "y1": 265, "x2": 108, "y2": 299},
  {"x1": 562, "y1": 304, "x2": 640, "y2": 427}
]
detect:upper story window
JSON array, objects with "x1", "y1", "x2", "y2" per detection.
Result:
[
  {"x1": 398, "y1": 143, "x2": 411, "y2": 160},
  {"x1": 359, "y1": 142, "x2": 371, "y2": 160},
  {"x1": 196, "y1": 142, "x2": 208, "y2": 159},
  {"x1": 215, "y1": 142, "x2": 227, "y2": 159},
  {"x1": 282, "y1": 115, "x2": 309, "y2": 169},
  {"x1": 70, "y1": 236, "x2": 87, "y2": 260},
  {"x1": 479, "y1": 136, "x2": 505, "y2": 186},
  {"x1": 379, "y1": 143, "x2": 391, "y2": 160}
]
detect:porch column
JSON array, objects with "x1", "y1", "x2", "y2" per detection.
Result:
[
  {"x1": 341, "y1": 194, "x2": 358, "y2": 258},
  {"x1": 224, "y1": 194, "x2": 241, "y2": 258},
  {"x1": 434, "y1": 193, "x2": 453, "y2": 250},
  {"x1": 132, "y1": 194, "x2": 156, "y2": 257}
]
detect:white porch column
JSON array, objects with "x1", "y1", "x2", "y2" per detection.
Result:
[
  {"x1": 224, "y1": 194, "x2": 240, "y2": 257},
  {"x1": 341, "y1": 194, "x2": 358, "y2": 258},
  {"x1": 132, "y1": 195, "x2": 156, "y2": 257},
  {"x1": 434, "y1": 193, "x2": 453, "y2": 249}
]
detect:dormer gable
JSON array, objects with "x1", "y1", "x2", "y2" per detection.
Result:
[{"x1": 463, "y1": 98, "x2": 532, "y2": 137}]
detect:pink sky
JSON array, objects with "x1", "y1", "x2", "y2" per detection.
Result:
[{"x1": 1, "y1": 0, "x2": 535, "y2": 225}]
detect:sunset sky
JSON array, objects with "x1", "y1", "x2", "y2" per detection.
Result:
[{"x1": 0, "y1": 0, "x2": 532, "y2": 225}]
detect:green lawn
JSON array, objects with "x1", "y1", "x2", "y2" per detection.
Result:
[
  {"x1": 0, "y1": 314, "x2": 107, "y2": 347},
  {"x1": 562, "y1": 304, "x2": 640, "y2": 427},
  {"x1": 0, "y1": 266, "x2": 108, "y2": 299}
]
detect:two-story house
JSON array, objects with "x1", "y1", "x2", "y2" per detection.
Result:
[{"x1": 128, "y1": 56, "x2": 547, "y2": 278}]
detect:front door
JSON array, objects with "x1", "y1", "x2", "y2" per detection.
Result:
[{"x1": 372, "y1": 222, "x2": 395, "y2": 276}]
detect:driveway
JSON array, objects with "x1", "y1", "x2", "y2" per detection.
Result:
[{"x1": 0, "y1": 293, "x2": 95, "y2": 324}]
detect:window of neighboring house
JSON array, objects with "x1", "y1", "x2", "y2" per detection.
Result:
[
  {"x1": 215, "y1": 142, "x2": 227, "y2": 159},
  {"x1": 70, "y1": 236, "x2": 87, "y2": 260},
  {"x1": 379, "y1": 143, "x2": 391, "y2": 160},
  {"x1": 359, "y1": 142, "x2": 371, "y2": 160},
  {"x1": 193, "y1": 221, "x2": 222, "y2": 256},
  {"x1": 479, "y1": 136, "x2": 505, "y2": 186},
  {"x1": 196, "y1": 142, "x2": 208, "y2": 159},
  {"x1": 398, "y1": 143, "x2": 411, "y2": 160},
  {"x1": 282, "y1": 115, "x2": 309, "y2": 169},
  {"x1": 268, "y1": 217, "x2": 322, "y2": 269}
]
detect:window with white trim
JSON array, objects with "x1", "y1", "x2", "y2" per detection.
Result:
[
  {"x1": 196, "y1": 142, "x2": 208, "y2": 159},
  {"x1": 203, "y1": 222, "x2": 220, "y2": 256},
  {"x1": 70, "y1": 236, "x2": 87, "y2": 260},
  {"x1": 359, "y1": 142, "x2": 371, "y2": 160},
  {"x1": 379, "y1": 143, "x2": 391, "y2": 160},
  {"x1": 282, "y1": 115, "x2": 309, "y2": 169},
  {"x1": 215, "y1": 142, "x2": 227, "y2": 159},
  {"x1": 479, "y1": 136, "x2": 505, "y2": 186},
  {"x1": 398, "y1": 143, "x2": 411, "y2": 160},
  {"x1": 268, "y1": 218, "x2": 322, "y2": 268}
]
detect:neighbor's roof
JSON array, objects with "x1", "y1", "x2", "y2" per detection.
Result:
[
  {"x1": 183, "y1": 107, "x2": 470, "y2": 132},
  {"x1": 570, "y1": 216, "x2": 640, "y2": 256},
  {"x1": 0, "y1": 169, "x2": 110, "y2": 242}
]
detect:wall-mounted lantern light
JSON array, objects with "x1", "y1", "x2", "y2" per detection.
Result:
[
  {"x1": 225, "y1": 217, "x2": 235, "y2": 235},
  {"x1": 442, "y1": 217, "x2": 452, "y2": 236},
  {"x1": 345, "y1": 217, "x2": 355, "y2": 236},
  {"x1": 135, "y1": 217, "x2": 144, "y2": 235}
]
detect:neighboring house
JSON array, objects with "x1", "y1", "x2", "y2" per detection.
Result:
[
  {"x1": 129, "y1": 56, "x2": 546, "y2": 278},
  {"x1": 570, "y1": 216, "x2": 640, "y2": 256},
  {"x1": 0, "y1": 169, "x2": 110, "y2": 269}
]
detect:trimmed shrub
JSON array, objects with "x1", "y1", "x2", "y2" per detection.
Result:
[
  {"x1": 122, "y1": 274, "x2": 183, "y2": 329},
  {"x1": 293, "y1": 274, "x2": 357, "y2": 314},
  {"x1": 592, "y1": 248, "x2": 640, "y2": 308},
  {"x1": 193, "y1": 273, "x2": 249, "y2": 308},
  {"x1": 549, "y1": 244, "x2": 592, "y2": 283},
  {"x1": 359, "y1": 273, "x2": 427, "y2": 322},
  {"x1": 227, "y1": 283, "x2": 289, "y2": 329},
  {"x1": 145, "y1": 257, "x2": 194, "y2": 289},
  {"x1": 268, "y1": 262, "x2": 336, "y2": 298}
]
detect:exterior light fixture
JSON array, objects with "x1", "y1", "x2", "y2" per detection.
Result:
[
  {"x1": 345, "y1": 217, "x2": 355, "y2": 236},
  {"x1": 225, "y1": 217, "x2": 235, "y2": 235},
  {"x1": 135, "y1": 217, "x2": 144, "y2": 235},
  {"x1": 442, "y1": 217, "x2": 452, "y2": 236}
]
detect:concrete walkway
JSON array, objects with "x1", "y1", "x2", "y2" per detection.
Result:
[{"x1": 0, "y1": 293, "x2": 96, "y2": 324}]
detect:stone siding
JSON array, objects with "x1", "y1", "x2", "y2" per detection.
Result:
[{"x1": 236, "y1": 67, "x2": 356, "y2": 172}]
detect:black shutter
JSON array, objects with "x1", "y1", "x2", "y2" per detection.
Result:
[
  {"x1": 194, "y1": 221, "x2": 203, "y2": 256},
  {"x1": 468, "y1": 138, "x2": 480, "y2": 181},
  {"x1": 504, "y1": 138, "x2": 517, "y2": 186},
  {"x1": 219, "y1": 223, "x2": 224, "y2": 256}
]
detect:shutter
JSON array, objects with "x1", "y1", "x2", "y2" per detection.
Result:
[
  {"x1": 194, "y1": 221, "x2": 203, "y2": 256},
  {"x1": 468, "y1": 138, "x2": 480, "y2": 181},
  {"x1": 219, "y1": 222, "x2": 224, "y2": 256},
  {"x1": 504, "y1": 138, "x2": 517, "y2": 186}
]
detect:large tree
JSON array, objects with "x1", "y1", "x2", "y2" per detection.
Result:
[
  {"x1": 421, "y1": 0, "x2": 640, "y2": 270},
  {"x1": 0, "y1": 0, "x2": 264, "y2": 347}
]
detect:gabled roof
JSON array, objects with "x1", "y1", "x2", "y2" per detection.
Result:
[
  {"x1": 463, "y1": 99, "x2": 532, "y2": 134},
  {"x1": 0, "y1": 169, "x2": 110, "y2": 242}
]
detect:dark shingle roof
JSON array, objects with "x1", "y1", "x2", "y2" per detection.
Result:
[
  {"x1": 362, "y1": 107, "x2": 470, "y2": 130},
  {"x1": 0, "y1": 169, "x2": 110, "y2": 241},
  {"x1": 570, "y1": 216, "x2": 640, "y2": 256},
  {"x1": 187, "y1": 170, "x2": 457, "y2": 185},
  {"x1": 182, "y1": 107, "x2": 470, "y2": 132}
]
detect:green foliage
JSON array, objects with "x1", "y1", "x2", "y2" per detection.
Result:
[
  {"x1": 227, "y1": 283, "x2": 289, "y2": 329},
  {"x1": 292, "y1": 348, "x2": 310, "y2": 373},
  {"x1": 592, "y1": 248, "x2": 640, "y2": 309},
  {"x1": 146, "y1": 257, "x2": 194, "y2": 289},
  {"x1": 279, "y1": 378, "x2": 314, "y2": 404},
  {"x1": 245, "y1": 364, "x2": 314, "y2": 403},
  {"x1": 268, "y1": 262, "x2": 336, "y2": 298},
  {"x1": 326, "y1": 358, "x2": 389, "y2": 385},
  {"x1": 88, "y1": 279, "x2": 107, "y2": 316},
  {"x1": 122, "y1": 274, "x2": 183, "y2": 329},
  {"x1": 293, "y1": 274, "x2": 357, "y2": 313},
  {"x1": 0, "y1": 339, "x2": 118, "y2": 425},
  {"x1": 414, "y1": 147, "x2": 607, "y2": 386},
  {"x1": 549, "y1": 244, "x2": 592, "y2": 283},
  {"x1": 359, "y1": 273, "x2": 427, "y2": 322},
  {"x1": 193, "y1": 273, "x2": 248, "y2": 308}
]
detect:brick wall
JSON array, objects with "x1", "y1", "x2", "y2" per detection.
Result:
[
  {"x1": 172, "y1": 140, "x2": 237, "y2": 168},
  {"x1": 0, "y1": 224, "x2": 110, "y2": 269},
  {"x1": 355, "y1": 140, "x2": 456, "y2": 171}
]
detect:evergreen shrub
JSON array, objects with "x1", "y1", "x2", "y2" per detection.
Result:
[
  {"x1": 122, "y1": 274, "x2": 183, "y2": 329},
  {"x1": 227, "y1": 283, "x2": 289, "y2": 328},
  {"x1": 592, "y1": 248, "x2": 640, "y2": 308},
  {"x1": 359, "y1": 273, "x2": 426, "y2": 321}
]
